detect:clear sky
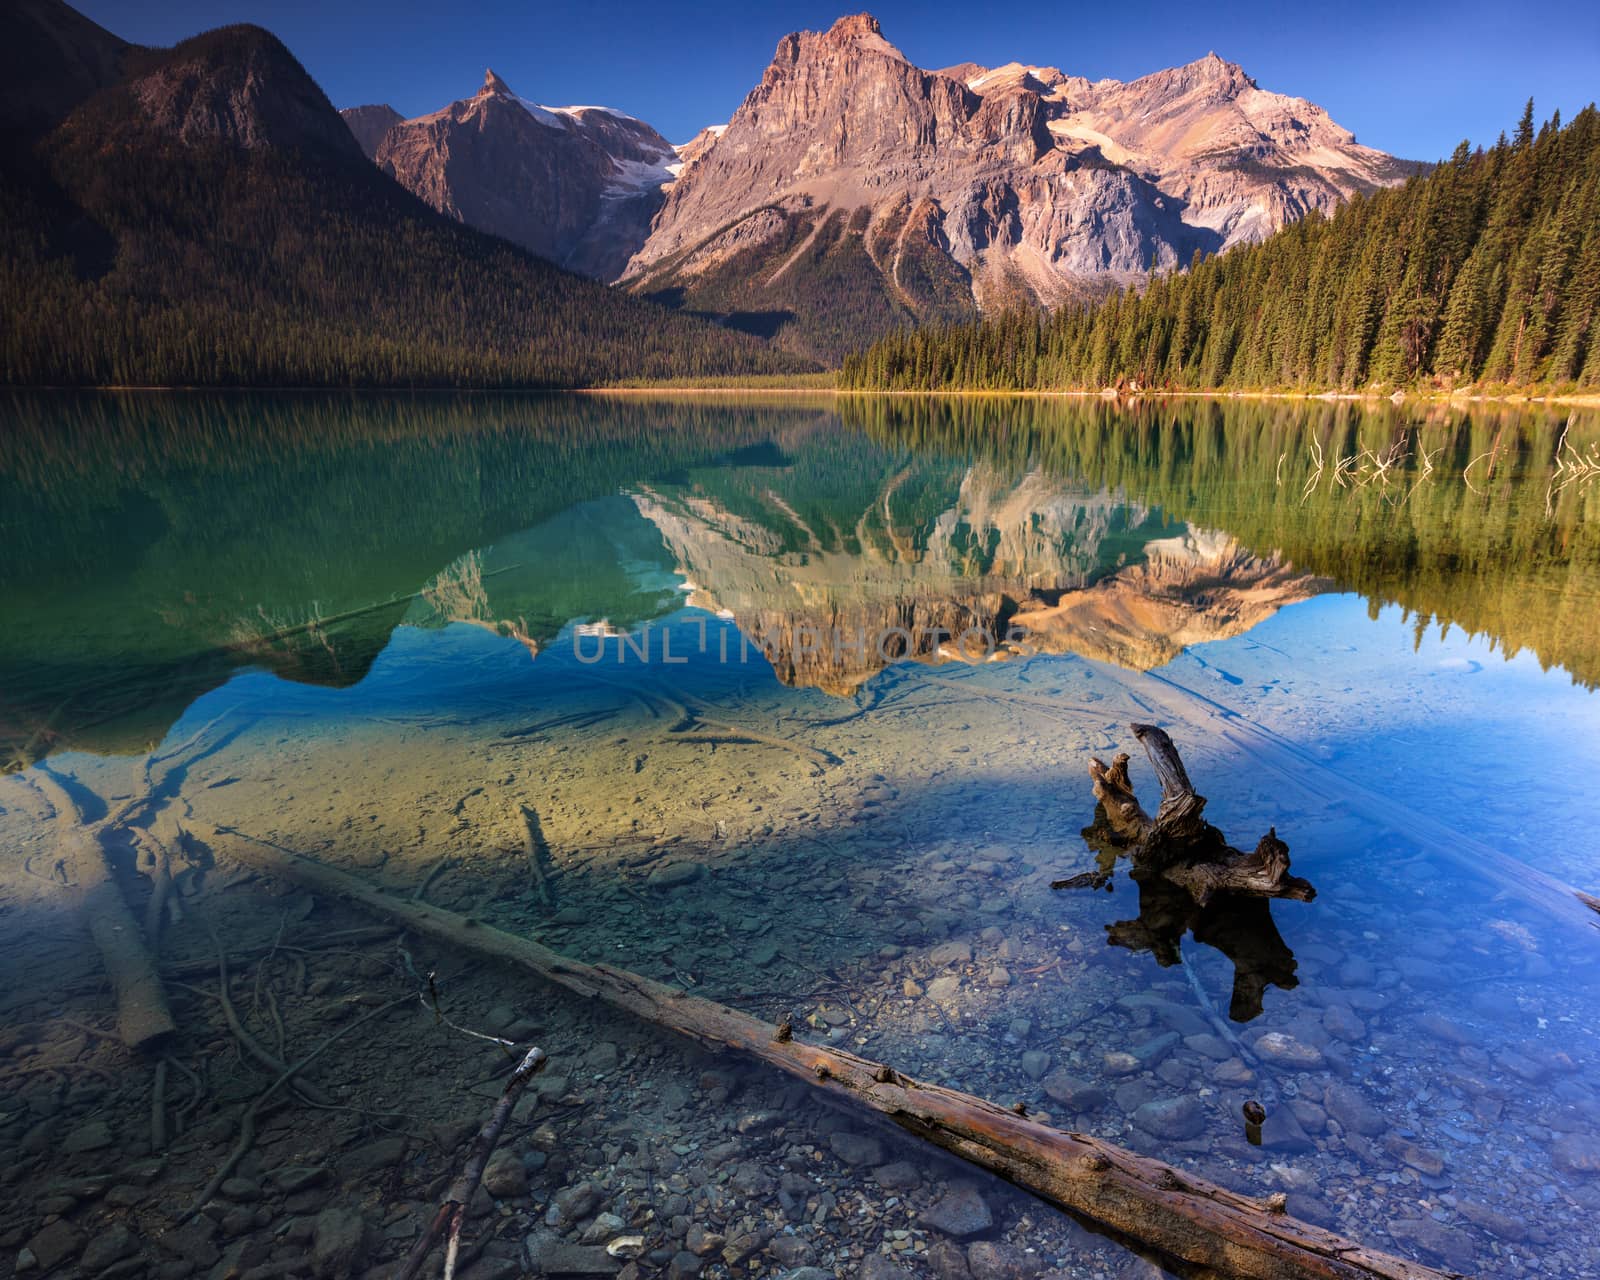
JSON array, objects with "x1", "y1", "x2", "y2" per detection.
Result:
[{"x1": 73, "y1": 0, "x2": 1599, "y2": 161}]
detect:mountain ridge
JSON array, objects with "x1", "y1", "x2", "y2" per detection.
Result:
[{"x1": 616, "y1": 12, "x2": 1410, "y2": 362}]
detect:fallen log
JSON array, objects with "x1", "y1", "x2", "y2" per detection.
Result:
[
  {"x1": 191, "y1": 818, "x2": 1458, "y2": 1280},
  {"x1": 1071, "y1": 724, "x2": 1315, "y2": 906},
  {"x1": 32, "y1": 772, "x2": 176, "y2": 1049}
]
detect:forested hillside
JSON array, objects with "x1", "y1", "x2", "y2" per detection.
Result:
[
  {"x1": 840, "y1": 105, "x2": 1600, "y2": 392},
  {"x1": 0, "y1": 16, "x2": 811, "y2": 388}
]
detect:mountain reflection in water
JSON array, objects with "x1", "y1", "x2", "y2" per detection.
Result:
[{"x1": 1, "y1": 392, "x2": 1596, "y2": 768}]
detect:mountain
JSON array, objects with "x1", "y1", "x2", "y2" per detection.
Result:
[
  {"x1": 841, "y1": 105, "x2": 1600, "y2": 391},
  {"x1": 0, "y1": 1, "x2": 811, "y2": 387},
  {"x1": 342, "y1": 102, "x2": 402, "y2": 157},
  {"x1": 345, "y1": 73, "x2": 680, "y2": 280},
  {"x1": 0, "y1": 0, "x2": 129, "y2": 140},
  {"x1": 633, "y1": 460, "x2": 1323, "y2": 694},
  {"x1": 622, "y1": 13, "x2": 1410, "y2": 363}
]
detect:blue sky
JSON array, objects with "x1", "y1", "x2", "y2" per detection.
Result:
[{"x1": 75, "y1": 0, "x2": 1599, "y2": 160}]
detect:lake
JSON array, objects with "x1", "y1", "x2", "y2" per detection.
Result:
[{"x1": 2, "y1": 391, "x2": 1598, "y2": 1279}]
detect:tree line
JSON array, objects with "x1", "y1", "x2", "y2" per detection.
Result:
[{"x1": 840, "y1": 104, "x2": 1600, "y2": 392}]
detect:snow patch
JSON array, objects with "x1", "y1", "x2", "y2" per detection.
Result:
[{"x1": 605, "y1": 152, "x2": 679, "y2": 198}]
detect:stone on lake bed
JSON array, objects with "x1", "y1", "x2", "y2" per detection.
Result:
[
  {"x1": 1323, "y1": 1083, "x2": 1386, "y2": 1136},
  {"x1": 872, "y1": 1161, "x2": 921, "y2": 1191},
  {"x1": 1040, "y1": 1070, "x2": 1106, "y2": 1112},
  {"x1": 828, "y1": 1132, "x2": 885, "y2": 1167},
  {"x1": 81, "y1": 1223, "x2": 139, "y2": 1272},
  {"x1": 918, "y1": 1186, "x2": 992, "y2": 1236},
  {"x1": 926, "y1": 976, "x2": 961, "y2": 1000},
  {"x1": 1183, "y1": 1033, "x2": 1231, "y2": 1061},
  {"x1": 311, "y1": 1207, "x2": 369, "y2": 1278},
  {"x1": 1251, "y1": 1032, "x2": 1324, "y2": 1069},
  {"x1": 484, "y1": 1149, "x2": 528, "y2": 1197},
  {"x1": 965, "y1": 1240, "x2": 1042, "y2": 1280},
  {"x1": 61, "y1": 1120, "x2": 112, "y2": 1153},
  {"x1": 23, "y1": 1221, "x2": 82, "y2": 1271},
  {"x1": 525, "y1": 1234, "x2": 623, "y2": 1275},
  {"x1": 646, "y1": 862, "x2": 705, "y2": 889},
  {"x1": 928, "y1": 942, "x2": 972, "y2": 967},
  {"x1": 1552, "y1": 1133, "x2": 1600, "y2": 1176},
  {"x1": 1019, "y1": 1050, "x2": 1050, "y2": 1080},
  {"x1": 1104, "y1": 1032, "x2": 1178, "y2": 1076},
  {"x1": 1132, "y1": 1096, "x2": 1205, "y2": 1140}
]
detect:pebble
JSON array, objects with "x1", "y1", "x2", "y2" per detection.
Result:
[
  {"x1": 1384, "y1": 1136, "x2": 1446, "y2": 1177},
  {"x1": 1320, "y1": 1004, "x2": 1366, "y2": 1044},
  {"x1": 483, "y1": 1149, "x2": 528, "y2": 1197},
  {"x1": 61, "y1": 1120, "x2": 112, "y2": 1154},
  {"x1": 928, "y1": 942, "x2": 972, "y2": 967},
  {"x1": 1251, "y1": 1032, "x2": 1324, "y2": 1069},
  {"x1": 1018, "y1": 1050, "x2": 1050, "y2": 1080},
  {"x1": 310, "y1": 1207, "x2": 368, "y2": 1278},
  {"x1": 965, "y1": 1241, "x2": 1042, "y2": 1280},
  {"x1": 1104, "y1": 1032, "x2": 1178, "y2": 1076},
  {"x1": 1551, "y1": 1133, "x2": 1600, "y2": 1176},
  {"x1": 926, "y1": 976, "x2": 961, "y2": 1001},
  {"x1": 918, "y1": 1187, "x2": 992, "y2": 1237},
  {"x1": 1322, "y1": 1083, "x2": 1386, "y2": 1137},
  {"x1": 1132, "y1": 1096, "x2": 1205, "y2": 1141},
  {"x1": 871, "y1": 1162, "x2": 920, "y2": 1191},
  {"x1": 268, "y1": 1166, "x2": 328, "y2": 1194},
  {"x1": 828, "y1": 1132, "x2": 885, "y2": 1167},
  {"x1": 526, "y1": 1234, "x2": 623, "y2": 1275},
  {"x1": 23, "y1": 1221, "x2": 82, "y2": 1272},
  {"x1": 646, "y1": 863, "x2": 705, "y2": 888},
  {"x1": 1386, "y1": 1217, "x2": 1476, "y2": 1270},
  {"x1": 1040, "y1": 1071, "x2": 1106, "y2": 1112},
  {"x1": 221, "y1": 1177, "x2": 262, "y2": 1201},
  {"x1": 547, "y1": 1183, "x2": 603, "y2": 1227},
  {"x1": 1183, "y1": 1033, "x2": 1230, "y2": 1061},
  {"x1": 574, "y1": 1214, "x2": 624, "y2": 1248}
]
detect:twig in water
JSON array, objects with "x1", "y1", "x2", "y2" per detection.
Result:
[{"x1": 392, "y1": 1046, "x2": 547, "y2": 1280}]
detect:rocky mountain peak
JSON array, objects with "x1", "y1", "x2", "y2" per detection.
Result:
[
  {"x1": 811, "y1": 11, "x2": 906, "y2": 60},
  {"x1": 480, "y1": 68, "x2": 514, "y2": 98}
]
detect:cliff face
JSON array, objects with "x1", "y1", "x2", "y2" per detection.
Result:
[
  {"x1": 341, "y1": 102, "x2": 402, "y2": 158},
  {"x1": 631, "y1": 466, "x2": 1325, "y2": 694},
  {"x1": 622, "y1": 14, "x2": 1408, "y2": 361},
  {"x1": 352, "y1": 71, "x2": 679, "y2": 280}
]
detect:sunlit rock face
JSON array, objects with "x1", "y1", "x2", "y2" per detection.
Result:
[
  {"x1": 624, "y1": 13, "x2": 1409, "y2": 353},
  {"x1": 631, "y1": 468, "x2": 1327, "y2": 695},
  {"x1": 346, "y1": 71, "x2": 679, "y2": 280}
]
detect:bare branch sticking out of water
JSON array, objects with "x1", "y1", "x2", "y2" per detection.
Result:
[{"x1": 1546, "y1": 416, "x2": 1600, "y2": 516}]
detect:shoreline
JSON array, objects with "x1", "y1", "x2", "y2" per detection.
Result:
[{"x1": 8, "y1": 384, "x2": 1600, "y2": 409}]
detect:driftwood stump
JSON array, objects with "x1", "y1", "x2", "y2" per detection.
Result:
[{"x1": 1061, "y1": 724, "x2": 1315, "y2": 907}]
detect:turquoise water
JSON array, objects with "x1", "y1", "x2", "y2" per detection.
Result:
[{"x1": 2, "y1": 392, "x2": 1599, "y2": 1279}]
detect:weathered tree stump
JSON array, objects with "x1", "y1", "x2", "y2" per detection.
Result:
[{"x1": 1059, "y1": 724, "x2": 1315, "y2": 907}]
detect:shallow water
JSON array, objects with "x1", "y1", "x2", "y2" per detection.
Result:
[{"x1": 2, "y1": 392, "x2": 1599, "y2": 1280}]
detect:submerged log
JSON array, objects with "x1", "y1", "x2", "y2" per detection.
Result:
[
  {"x1": 32, "y1": 772, "x2": 176, "y2": 1049},
  {"x1": 193, "y1": 818, "x2": 1456, "y2": 1280},
  {"x1": 1071, "y1": 724, "x2": 1315, "y2": 906}
]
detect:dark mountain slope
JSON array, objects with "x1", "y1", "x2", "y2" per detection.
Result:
[{"x1": 0, "y1": 5, "x2": 811, "y2": 388}]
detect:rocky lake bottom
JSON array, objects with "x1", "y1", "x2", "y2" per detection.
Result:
[{"x1": 3, "y1": 394, "x2": 1599, "y2": 1280}]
